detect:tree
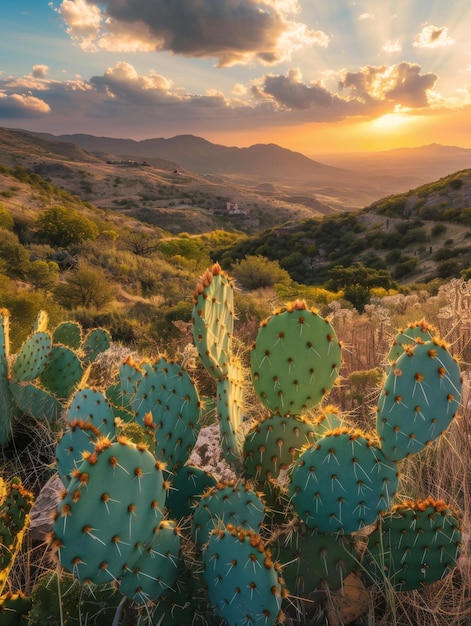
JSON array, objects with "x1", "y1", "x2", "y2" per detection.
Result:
[
  {"x1": 230, "y1": 255, "x2": 292, "y2": 290},
  {"x1": 122, "y1": 233, "x2": 160, "y2": 257},
  {"x1": 326, "y1": 262, "x2": 398, "y2": 313},
  {"x1": 54, "y1": 264, "x2": 115, "y2": 309},
  {"x1": 27, "y1": 260, "x2": 60, "y2": 291},
  {"x1": 156, "y1": 237, "x2": 210, "y2": 271},
  {"x1": 36, "y1": 206, "x2": 99, "y2": 248},
  {"x1": 0, "y1": 228, "x2": 30, "y2": 279}
]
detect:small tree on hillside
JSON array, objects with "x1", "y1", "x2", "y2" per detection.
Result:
[
  {"x1": 54, "y1": 264, "x2": 115, "y2": 309},
  {"x1": 36, "y1": 206, "x2": 99, "y2": 248},
  {"x1": 230, "y1": 255, "x2": 292, "y2": 290},
  {"x1": 327, "y1": 262, "x2": 398, "y2": 313}
]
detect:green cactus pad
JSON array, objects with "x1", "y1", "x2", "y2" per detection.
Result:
[
  {"x1": 119, "y1": 520, "x2": 182, "y2": 604},
  {"x1": 387, "y1": 319, "x2": 437, "y2": 363},
  {"x1": 243, "y1": 413, "x2": 316, "y2": 481},
  {"x1": 52, "y1": 437, "x2": 167, "y2": 584},
  {"x1": 203, "y1": 526, "x2": 283, "y2": 626},
  {"x1": 33, "y1": 309, "x2": 49, "y2": 332},
  {"x1": 11, "y1": 331, "x2": 52, "y2": 381},
  {"x1": 82, "y1": 327, "x2": 111, "y2": 364},
  {"x1": 53, "y1": 321, "x2": 82, "y2": 349},
  {"x1": 377, "y1": 340, "x2": 462, "y2": 460},
  {"x1": 56, "y1": 389, "x2": 117, "y2": 481},
  {"x1": 138, "y1": 563, "x2": 215, "y2": 626},
  {"x1": 118, "y1": 358, "x2": 145, "y2": 407},
  {"x1": 273, "y1": 524, "x2": 358, "y2": 594},
  {"x1": 0, "y1": 479, "x2": 34, "y2": 596},
  {"x1": 289, "y1": 430, "x2": 399, "y2": 533},
  {"x1": 0, "y1": 592, "x2": 32, "y2": 625},
  {"x1": 250, "y1": 301, "x2": 341, "y2": 416},
  {"x1": 0, "y1": 309, "x2": 17, "y2": 445},
  {"x1": 40, "y1": 345, "x2": 84, "y2": 399},
  {"x1": 10, "y1": 381, "x2": 63, "y2": 421},
  {"x1": 217, "y1": 355, "x2": 245, "y2": 467},
  {"x1": 130, "y1": 358, "x2": 201, "y2": 472},
  {"x1": 67, "y1": 387, "x2": 116, "y2": 432},
  {"x1": 106, "y1": 382, "x2": 135, "y2": 422},
  {"x1": 192, "y1": 264, "x2": 234, "y2": 380},
  {"x1": 165, "y1": 464, "x2": 217, "y2": 520},
  {"x1": 313, "y1": 405, "x2": 346, "y2": 437},
  {"x1": 192, "y1": 481, "x2": 265, "y2": 546},
  {"x1": 363, "y1": 498, "x2": 462, "y2": 591}
]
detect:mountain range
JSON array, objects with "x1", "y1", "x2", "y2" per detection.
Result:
[{"x1": 1, "y1": 127, "x2": 471, "y2": 233}]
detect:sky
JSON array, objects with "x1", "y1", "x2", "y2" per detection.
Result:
[{"x1": 1, "y1": 0, "x2": 471, "y2": 154}]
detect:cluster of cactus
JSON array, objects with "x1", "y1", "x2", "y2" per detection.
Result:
[
  {"x1": 0, "y1": 308, "x2": 111, "y2": 444},
  {"x1": 0, "y1": 476, "x2": 35, "y2": 624},
  {"x1": 46, "y1": 266, "x2": 463, "y2": 625}
]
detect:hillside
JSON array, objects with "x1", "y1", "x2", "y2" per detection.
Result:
[{"x1": 215, "y1": 169, "x2": 471, "y2": 286}]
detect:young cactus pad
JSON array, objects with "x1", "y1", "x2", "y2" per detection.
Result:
[
  {"x1": 51, "y1": 437, "x2": 167, "y2": 584},
  {"x1": 192, "y1": 263, "x2": 234, "y2": 380},
  {"x1": 203, "y1": 526, "x2": 283, "y2": 626},
  {"x1": 363, "y1": 498, "x2": 462, "y2": 591},
  {"x1": 377, "y1": 339, "x2": 462, "y2": 461},
  {"x1": 250, "y1": 301, "x2": 341, "y2": 416},
  {"x1": 289, "y1": 429, "x2": 399, "y2": 533}
]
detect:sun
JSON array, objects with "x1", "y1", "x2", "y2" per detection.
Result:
[{"x1": 372, "y1": 113, "x2": 412, "y2": 130}]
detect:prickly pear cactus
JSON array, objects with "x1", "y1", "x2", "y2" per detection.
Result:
[
  {"x1": 51, "y1": 437, "x2": 168, "y2": 584},
  {"x1": 363, "y1": 498, "x2": 462, "y2": 591},
  {"x1": 192, "y1": 481, "x2": 265, "y2": 546},
  {"x1": 203, "y1": 526, "x2": 284, "y2": 626},
  {"x1": 243, "y1": 412, "x2": 316, "y2": 481},
  {"x1": 289, "y1": 429, "x2": 399, "y2": 533},
  {"x1": 377, "y1": 339, "x2": 462, "y2": 460},
  {"x1": 386, "y1": 319, "x2": 436, "y2": 363},
  {"x1": 250, "y1": 300, "x2": 341, "y2": 415},
  {"x1": 0, "y1": 478, "x2": 35, "y2": 596}
]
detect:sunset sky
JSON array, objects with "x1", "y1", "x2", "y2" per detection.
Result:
[{"x1": 1, "y1": 1, "x2": 471, "y2": 154}]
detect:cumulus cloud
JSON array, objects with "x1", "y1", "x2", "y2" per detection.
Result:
[
  {"x1": 0, "y1": 93, "x2": 51, "y2": 117},
  {"x1": 358, "y1": 13, "x2": 375, "y2": 21},
  {"x1": 0, "y1": 60, "x2": 446, "y2": 134},
  {"x1": 253, "y1": 68, "x2": 335, "y2": 109},
  {"x1": 338, "y1": 62, "x2": 438, "y2": 107},
  {"x1": 56, "y1": 0, "x2": 329, "y2": 66},
  {"x1": 383, "y1": 39, "x2": 402, "y2": 53},
  {"x1": 413, "y1": 24, "x2": 454, "y2": 49},
  {"x1": 32, "y1": 65, "x2": 50, "y2": 78}
]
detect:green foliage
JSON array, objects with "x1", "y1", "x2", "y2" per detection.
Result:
[
  {"x1": 230, "y1": 254, "x2": 292, "y2": 290},
  {"x1": 54, "y1": 264, "x2": 115, "y2": 309},
  {"x1": 36, "y1": 206, "x2": 99, "y2": 247},
  {"x1": 327, "y1": 262, "x2": 398, "y2": 313},
  {"x1": 0, "y1": 205, "x2": 14, "y2": 231},
  {"x1": 26, "y1": 259, "x2": 59, "y2": 291},
  {"x1": 0, "y1": 228, "x2": 30, "y2": 279}
]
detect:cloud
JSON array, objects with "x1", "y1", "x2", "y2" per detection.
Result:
[
  {"x1": 32, "y1": 65, "x2": 50, "y2": 79},
  {"x1": 0, "y1": 93, "x2": 51, "y2": 117},
  {"x1": 56, "y1": 0, "x2": 329, "y2": 66},
  {"x1": 383, "y1": 39, "x2": 402, "y2": 53},
  {"x1": 358, "y1": 13, "x2": 375, "y2": 21},
  {"x1": 413, "y1": 25, "x2": 454, "y2": 49},
  {"x1": 253, "y1": 68, "x2": 335, "y2": 110},
  {"x1": 338, "y1": 62, "x2": 438, "y2": 107},
  {"x1": 0, "y1": 60, "x2": 447, "y2": 134}
]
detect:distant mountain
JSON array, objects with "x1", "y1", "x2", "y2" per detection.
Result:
[
  {"x1": 312, "y1": 143, "x2": 471, "y2": 185},
  {"x1": 40, "y1": 132, "x2": 355, "y2": 183}
]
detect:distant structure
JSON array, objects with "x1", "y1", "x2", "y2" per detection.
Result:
[{"x1": 226, "y1": 202, "x2": 247, "y2": 216}]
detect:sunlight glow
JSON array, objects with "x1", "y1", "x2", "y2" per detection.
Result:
[{"x1": 372, "y1": 112, "x2": 412, "y2": 131}]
